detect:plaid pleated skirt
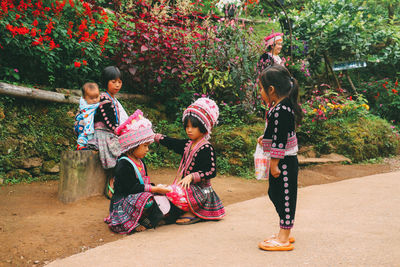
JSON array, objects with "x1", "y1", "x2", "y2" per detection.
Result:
[
  {"x1": 167, "y1": 183, "x2": 225, "y2": 220},
  {"x1": 186, "y1": 184, "x2": 225, "y2": 220},
  {"x1": 88, "y1": 128, "x2": 121, "y2": 169},
  {"x1": 104, "y1": 192, "x2": 163, "y2": 234}
]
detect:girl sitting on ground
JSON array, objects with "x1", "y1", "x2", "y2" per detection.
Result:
[
  {"x1": 104, "y1": 110, "x2": 171, "y2": 234},
  {"x1": 155, "y1": 97, "x2": 226, "y2": 225},
  {"x1": 257, "y1": 65, "x2": 303, "y2": 251}
]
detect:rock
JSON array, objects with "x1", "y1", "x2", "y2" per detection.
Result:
[
  {"x1": 34, "y1": 260, "x2": 40, "y2": 264},
  {"x1": 16, "y1": 157, "x2": 43, "y2": 169},
  {"x1": 0, "y1": 158, "x2": 15, "y2": 172},
  {"x1": 298, "y1": 153, "x2": 351, "y2": 165},
  {"x1": 298, "y1": 145, "x2": 316, "y2": 158},
  {"x1": 6, "y1": 169, "x2": 32, "y2": 180},
  {"x1": 0, "y1": 138, "x2": 19, "y2": 154},
  {"x1": 42, "y1": 161, "x2": 60, "y2": 173},
  {"x1": 56, "y1": 137, "x2": 70, "y2": 146},
  {"x1": 30, "y1": 167, "x2": 41, "y2": 176},
  {"x1": 58, "y1": 150, "x2": 107, "y2": 203}
]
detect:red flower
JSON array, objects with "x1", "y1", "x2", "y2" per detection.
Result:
[
  {"x1": 15, "y1": 14, "x2": 20, "y2": 20},
  {"x1": 392, "y1": 89, "x2": 398, "y2": 94},
  {"x1": 82, "y1": 60, "x2": 87, "y2": 65},
  {"x1": 32, "y1": 36, "x2": 44, "y2": 46},
  {"x1": 74, "y1": 61, "x2": 81, "y2": 68},
  {"x1": 69, "y1": 0, "x2": 75, "y2": 7},
  {"x1": 32, "y1": 19, "x2": 38, "y2": 26},
  {"x1": 49, "y1": 40, "x2": 59, "y2": 50}
]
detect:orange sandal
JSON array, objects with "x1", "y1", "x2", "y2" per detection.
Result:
[
  {"x1": 258, "y1": 239, "x2": 294, "y2": 251},
  {"x1": 265, "y1": 234, "x2": 295, "y2": 243}
]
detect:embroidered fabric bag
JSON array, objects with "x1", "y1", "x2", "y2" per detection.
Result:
[{"x1": 254, "y1": 143, "x2": 270, "y2": 180}]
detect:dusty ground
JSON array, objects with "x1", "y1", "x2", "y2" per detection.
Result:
[{"x1": 1, "y1": 157, "x2": 399, "y2": 267}]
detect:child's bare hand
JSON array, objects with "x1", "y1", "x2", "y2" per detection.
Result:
[
  {"x1": 270, "y1": 158, "x2": 281, "y2": 178},
  {"x1": 177, "y1": 174, "x2": 193, "y2": 189},
  {"x1": 270, "y1": 165, "x2": 281, "y2": 178},
  {"x1": 257, "y1": 135, "x2": 263, "y2": 145},
  {"x1": 153, "y1": 186, "x2": 171, "y2": 194}
]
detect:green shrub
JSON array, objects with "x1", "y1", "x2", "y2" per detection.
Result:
[{"x1": 360, "y1": 78, "x2": 400, "y2": 125}]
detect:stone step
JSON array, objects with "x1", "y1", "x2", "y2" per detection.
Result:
[{"x1": 298, "y1": 153, "x2": 351, "y2": 165}]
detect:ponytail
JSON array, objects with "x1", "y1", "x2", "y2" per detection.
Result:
[
  {"x1": 288, "y1": 76, "x2": 303, "y2": 127},
  {"x1": 259, "y1": 65, "x2": 303, "y2": 127}
]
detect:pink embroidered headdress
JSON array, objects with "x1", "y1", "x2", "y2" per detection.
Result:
[
  {"x1": 182, "y1": 97, "x2": 219, "y2": 140},
  {"x1": 115, "y1": 109, "x2": 155, "y2": 153},
  {"x1": 264, "y1": 32, "x2": 283, "y2": 48}
]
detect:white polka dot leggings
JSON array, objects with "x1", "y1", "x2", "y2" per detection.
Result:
[{"x1": 268, "y1": 156, "x2": 298, "y2": 229}]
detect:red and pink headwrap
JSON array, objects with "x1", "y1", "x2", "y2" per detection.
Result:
[
  {"x1": 182, "y1": 97, "x2": 219, "y2": 140},
  {"x1": 264, "y1": 32, "x2": 283, "y2": 48},
  {"x1": 115, "y1": 109, "x2": 155, "y2": 153}
]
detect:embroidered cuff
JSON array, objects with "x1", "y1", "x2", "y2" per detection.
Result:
[
  {"x1": 261, "y1": 139, "x2": 272, "y2": 153},
  {"x1": 144, "y1": 184, "x2": 152, "y2": 192},
  {"x1": 270, "y1": 148, "x2": 285, "y2": 159},
  {"x1": 154, "y1": 133, "x2": 164, "y2": 143},
  {"x1": 192, "y1": 172, "x2": 201, "y2": 183}
]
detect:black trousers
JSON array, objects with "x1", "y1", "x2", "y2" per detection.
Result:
[{"x1": 268, "y1": 156, "x2": 298, "y2": 229}]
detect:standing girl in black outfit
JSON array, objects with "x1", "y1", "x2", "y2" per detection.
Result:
[{"x1": 257, "y1": 65, "x2": 303, "y2": 251}]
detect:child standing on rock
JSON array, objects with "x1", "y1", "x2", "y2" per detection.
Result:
[
  {"x1": 155, "y1": 97, "x2": 226, "y2": 224},
  {"x1": 257, "y1": 65, "x2": 303, "y2": 251}
]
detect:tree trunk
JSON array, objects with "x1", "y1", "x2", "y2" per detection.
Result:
[
  {"x1": 345, "y1": 70, "x2": 357, "y2": 94},
  {"x1": 388, "y1": 3, "x2": 394, "y2": 21},
  {"x1": 323, "y1": 53, "x2": 341, "y2": 89},
  {"x1": 0, "y1": 82, "x2": 151, "y2": 104},
  {"x1": 0, "y1": 82, "x2": 80, "y2": 104},
  {"x1": 58, "y1": 150, "x2": 107, "y2": 203}
]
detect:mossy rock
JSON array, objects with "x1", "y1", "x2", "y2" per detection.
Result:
[
  {"x1": 42, "y1": 160, "x2": 60, "y2": 173},
  {"x1": 0, "y1": 157, "x2": 16, "y2": 172},
  {"x1": 6, "y1": 169, "x2": 32, "y2": 181},
  {"x1": 0, "y1": 139, "x2": 16, "y2": 154},
  {"x1": 30, "y1": 167, "x2": 41, "y2": 176}
]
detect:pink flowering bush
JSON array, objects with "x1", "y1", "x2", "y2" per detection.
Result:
[{"x1": 112, "y1": 0, "x2": 208, "y2": 97}]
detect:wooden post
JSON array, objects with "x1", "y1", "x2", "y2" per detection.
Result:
[{"x1": 58, "y1": 150, "x2": 107, "y2": 203}]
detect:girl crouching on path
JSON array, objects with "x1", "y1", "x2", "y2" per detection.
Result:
[
  {"x1": 155, "y1": 97, "x2": 226, "y2": 225},
  {"x1": 257, "y1": 65, "x2": 303, "y2": 251},
  {"x1": 104, "y1": 110, "x2": 171, "y2": 234}
]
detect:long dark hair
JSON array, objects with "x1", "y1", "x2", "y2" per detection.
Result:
[{"x1": 259, "y1": 65, "x2": 303, "y2": 126}]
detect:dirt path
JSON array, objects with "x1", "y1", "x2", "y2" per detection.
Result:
[{"x1": 1, "y1": 158, "x2": 399, "y2": 266}]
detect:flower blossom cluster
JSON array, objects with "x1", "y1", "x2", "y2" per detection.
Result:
[{"x1": 1, "y1": 0, "x2": 114, "y2": 68}]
